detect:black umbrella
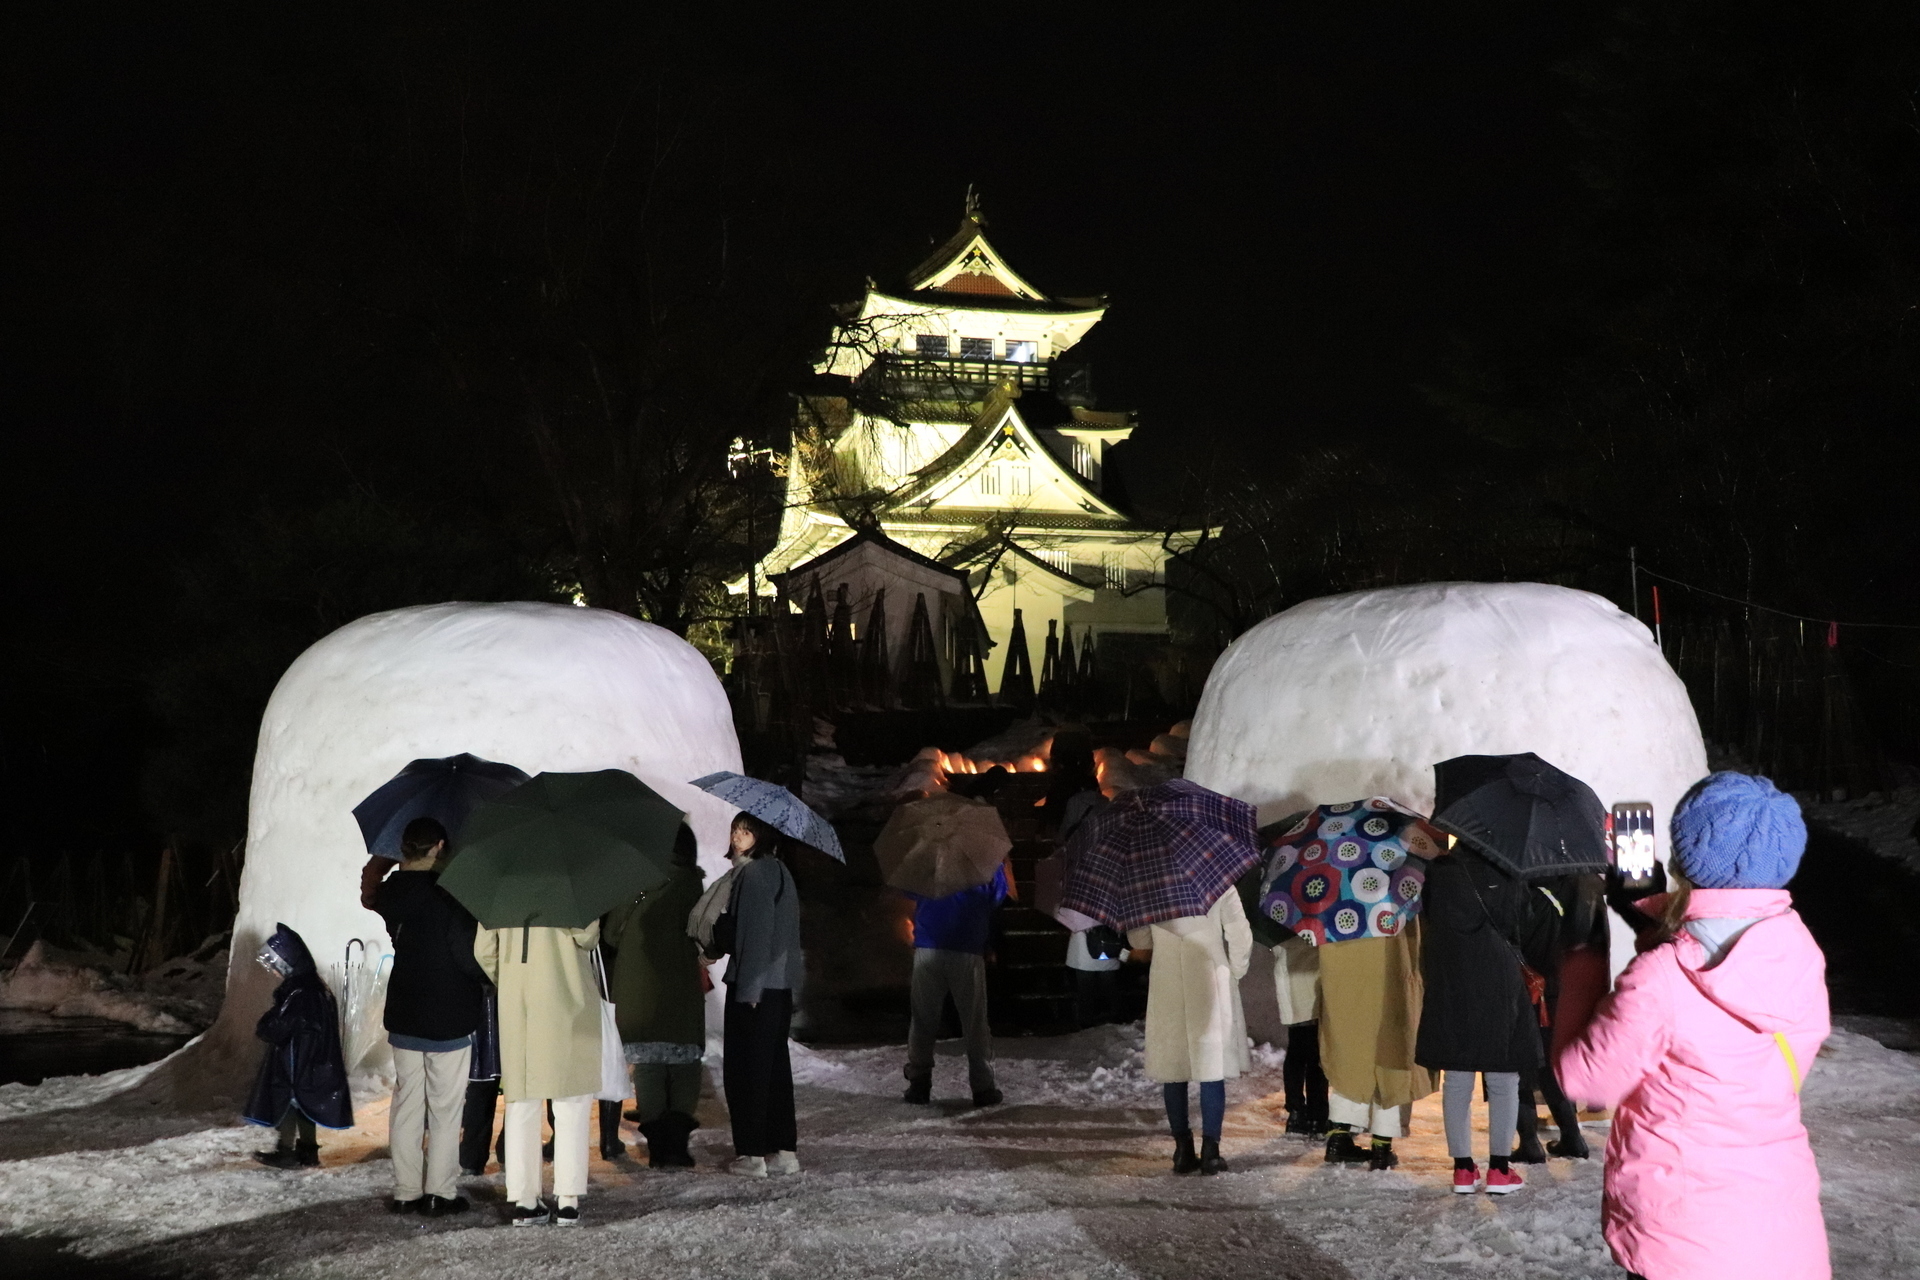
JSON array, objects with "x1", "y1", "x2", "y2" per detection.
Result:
[
  {"x1": 353, "y1": 754, "x2": 531, "y2": 857},
  {"x1": 1430, "y1": 753, "x2": 1609, "y2": 880}
]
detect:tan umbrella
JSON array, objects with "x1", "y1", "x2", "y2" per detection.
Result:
[{"x1": 875, "y1": 792, "x2": 1012, "y2": 899}]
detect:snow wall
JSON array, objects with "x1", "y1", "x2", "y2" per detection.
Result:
[
  {"x1": 142, "y1": 602, "x2": 742, "y2": 1112},
  {"x1": 1185, "y1": 583, "x2": 1707, "y2": 979}
]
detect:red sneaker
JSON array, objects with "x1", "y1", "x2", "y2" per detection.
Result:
[
  {"x1": 1452, "y1": 1162, "x2": 1479, "y2": 1194},
  {"x1": 1484, "y1": 1165, "x2": 1524, "y2": 1195}
]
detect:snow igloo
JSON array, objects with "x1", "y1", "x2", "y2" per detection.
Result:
[
  {"x1": 1185, "y1": 582, "x2": 1708, "y2": 976},
  {"x1": 157, "y1": 602, "x2": 742, "y2": 1108}
]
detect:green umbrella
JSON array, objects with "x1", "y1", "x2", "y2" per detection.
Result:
[{"x1": 438, "y1": 769, "x2": 685, "y2": 928}]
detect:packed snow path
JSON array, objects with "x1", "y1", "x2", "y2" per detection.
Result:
[{"x1": 2, "y1": 1024, "x2": 1915, "y2": 1279}]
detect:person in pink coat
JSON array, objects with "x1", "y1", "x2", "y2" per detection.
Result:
[{"x1": 1557, "y1": 772, "x2": 1830, "y2": 1280}]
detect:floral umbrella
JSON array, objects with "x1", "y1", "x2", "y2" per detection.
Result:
[{"x1": 1258, "y1": 798, "x2": 1442, "y2": 946}]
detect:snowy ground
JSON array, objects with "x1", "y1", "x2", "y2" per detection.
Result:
[
  {"x1": 2, "y1": 1023, "x2": 1916, "y2": 1279},
  {"x1": 1800, "y1": 771, "x2": 1920, "y2": 877}
]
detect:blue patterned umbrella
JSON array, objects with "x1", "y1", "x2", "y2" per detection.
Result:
[
  {"x1": 688, "y1": 772, "x2": 844, "y2": 862},
  {"x1": 1259, "y1": 799, "x2": 1441, "y2": 946},
  {"x1": 1058, "y1": 778, "x2": 1262, "y2": 932},
  {"x1": 353, "y1": 753, "x2": 531, "y2": 859}
]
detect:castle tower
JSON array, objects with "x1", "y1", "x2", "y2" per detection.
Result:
[{"x1": 755, "y1": 198, "x2": 1197, "y2": 693}]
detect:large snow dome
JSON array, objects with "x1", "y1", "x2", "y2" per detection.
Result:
[
  {"x1": 163, "y1": 602, "x2": 742, "y2": 1106},
  {"x1": 1186, "y1": 583, "x2": 1707, "y2": 973}
]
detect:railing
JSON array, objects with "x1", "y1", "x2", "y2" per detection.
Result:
[{"x1": 866, "y1": 353, "x2": 1051, "y2": 391}]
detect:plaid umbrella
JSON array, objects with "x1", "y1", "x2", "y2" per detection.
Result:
[
  {"x1": 1057, "y1": 778, "x2": 1262, "y2": 932},
  {"x1": 1258, "y1": 799, "x2": 1441, "y2": 946}
]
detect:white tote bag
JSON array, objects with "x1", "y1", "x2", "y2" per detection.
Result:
[{"x1": 591, "y1": 950, "x2": 628, "y2": 1101}]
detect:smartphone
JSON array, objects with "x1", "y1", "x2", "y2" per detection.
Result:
[{"x1": 1610, "y1": 802, "x2": 1657, "y2": 880}]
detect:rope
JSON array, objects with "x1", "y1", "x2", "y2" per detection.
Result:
[{"x1": 1633, "y1": 563, "x2": 1920, "y2": 633}]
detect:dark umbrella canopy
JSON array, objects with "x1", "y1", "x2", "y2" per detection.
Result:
[
  {"x1": 438, "y1": 769, "x2": 685, "y2": 928},
  {"x1": 1431, "y1": 753, "x2": 1608, "y2": 880},
  {"x1": 1058, "y1": 778, "x2": 1262, "y2": 932},
  {"x1": 352, "y1": 753, "x2": 531, "y2": 857}
]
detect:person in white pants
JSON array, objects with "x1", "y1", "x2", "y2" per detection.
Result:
[
  {"x1": 502, "y1": 1095, "x2": 592, "y2": 1217},
  {"x1": 476, "y1": 920, "x2": 603, "y2": 1226},
  {"x1": 372, "y1": 819, "x2": 490, "y2": 1216}
]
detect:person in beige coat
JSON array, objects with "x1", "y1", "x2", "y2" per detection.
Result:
[
  {"x1": 1316, "y1": 920, "x2": 1434, "y2": 1171},
  {"x1": 1127, "y1": 890, "x2": 1254, "y2": 1176},
  {"x1": 475, "y1": 921, "x2": 602, "y2": 1226}
]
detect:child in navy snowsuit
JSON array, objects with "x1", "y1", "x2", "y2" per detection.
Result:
[{"x1": 245, "y1": 923, "x2": 354, "y2": 1167}]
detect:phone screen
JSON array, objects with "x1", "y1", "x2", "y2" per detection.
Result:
[{"x1": 1610, "y1": 802, "x2": 1656, "y2": 880}]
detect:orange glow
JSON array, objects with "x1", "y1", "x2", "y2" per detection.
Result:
[
  {"x1": 932, "y1": 736, "x2": 1055, "y2": 785},
  {"x1": 899, "y1": 914, "x2": 915, "y2": 945}
]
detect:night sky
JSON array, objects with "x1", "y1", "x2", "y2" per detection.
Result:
[{"x1": 7, "y1": 3, "x2": 1912, "y2": 855}]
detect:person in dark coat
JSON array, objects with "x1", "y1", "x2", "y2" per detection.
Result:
[
  {"x1": 721, "y1": 812, "x2": 803, "y2": 1179},
  {"x1": 1415, "y1": 842, "x2": 1553, "y2": 1194},
  {"x1": 459, "y1": 984, "x2": 503, "y2": 1175},
  {"x1": 603, "y1": 824, "x2": 707, "y2": 1168},
  {"x1": 1511, "y1": 872, "x2": 1607, "y2": 1162},
  {"x1": 245, "y1": 923, "x2": 353, "y2": 1167},
  {"x1": 372, "y1": 817, "x2": 487, "y2": 1214}
]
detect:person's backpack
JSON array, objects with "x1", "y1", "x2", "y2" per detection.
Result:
[
  {"x1": 1084, "y1": 924, "x2": 1126, "y2": 962},
  {"x1": 708, "y1": 875, "x2": 741, "y2": 960}
]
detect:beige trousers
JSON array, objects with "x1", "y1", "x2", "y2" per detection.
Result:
[
  {"x1": 504, "y1": 1095, "x2": 592, "y2": 1207},
  {"x1": 390, "y1": 1045, "x2": 471, "y2": 1201}
]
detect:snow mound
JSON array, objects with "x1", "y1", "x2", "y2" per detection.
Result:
[
  {"x1": 0, "y1": 1048, "x2": 188, "y2": 1120},
  {"x1": 178, "y1": 602, "x2": 743, "y2": 1104},
  {"x1": 1186, "y1": 583, "x2": 1707, "y2": 973},
  {"x1": 0, "y1": 941, "x2": 202, "y2": 1034}
]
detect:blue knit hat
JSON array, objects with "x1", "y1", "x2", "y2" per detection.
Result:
[{"x1": 1669, "y1": 772, "x2": 1806, "y2": 889}]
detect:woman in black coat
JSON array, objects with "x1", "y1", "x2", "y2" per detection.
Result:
[{"x1": 1415, "y1": 843, "x2": 1552, "y2": 1192}]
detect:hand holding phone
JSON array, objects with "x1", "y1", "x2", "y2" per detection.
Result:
[{"x1": 1609, "y1": 802, "x2": 1658, "y2": 883}]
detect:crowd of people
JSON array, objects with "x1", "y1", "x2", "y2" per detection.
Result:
[{"x1": 239, "y1": 759, "x2": 1833, "y2": 1279}]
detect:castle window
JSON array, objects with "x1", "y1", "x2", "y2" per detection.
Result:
[
  {"x1": 1103, "y1": 553, "x2": 1126, "y2": 589},
  {"x1": 1070, "y1": 440, "x2": 1095, "y2": 477},
  {"x1": 916, "y1": 334, "x2": 949, "y2": 357},
  {"x1": 959, "y1": 337, "x2": 994, "y2": 360},
  {"x1": 1005, "y1": 339, "x2": 1036, "y2": 363},
  {"x1": 978, "y1": 468, "x2": 1001, "y2": 497},
  {"x1": 1008, "y1": 467, "x2": 1030, "y2": 496}
]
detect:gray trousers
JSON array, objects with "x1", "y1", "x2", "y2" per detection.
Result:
[
  {"x1": 905, "y1": 948, "x2": 997, "y2": 1095},
  {"x1": 1443, "y1": 1069, "x2": 1520, "y2": 1160}
]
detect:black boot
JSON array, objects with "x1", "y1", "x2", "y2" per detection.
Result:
[
  {"x1": 638, "y1": 1118, "x2": 667, "y2": 1168},
  {"x1": 902, "y1": 1075, "x2": 931, "y2": 1105},
  {"x1": 1512, "y1": 1095, "x2": 1549, "y2": 1164},
  {"x1": 1548, "y1": 1130, "x2": 1591, "y2": 1159},
  {"x1": 660, "y1": 1112, "x2": 699, "y2": 1168},
  {"x1": 1367, "y1": 1138, "x2": 1398, "y2": 1171},
  {"x1": 1323, "y1": 1128, "x2": 1371, "y2": 1164},
  {"x1": 1171, "y1": 1130, "x2": 1200, "y2": 1175},
  {"x1": 1199, "y1": 1136, "x2": 1228, "y2": 1176},
  {"x1": 599, "y1": 1100, "x2": 627, "y2": 1161},
  {"x1": 255, "y1": 1143, "x2": 319, "y2": 1170}
]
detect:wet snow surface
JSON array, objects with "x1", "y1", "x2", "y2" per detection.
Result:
[{"x1": 2, "y1": 1024, "x2": 1915, "y2": 1279}]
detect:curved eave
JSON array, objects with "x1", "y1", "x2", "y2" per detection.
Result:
[
  {"x1": 865, "y1": 291, "x2": 1107, "y2": 322},
  {"x1": 893, "y1": 400, "x2": 1128, "y2": 521}
]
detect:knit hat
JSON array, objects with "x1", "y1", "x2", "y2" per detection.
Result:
[{"x1": 1669, "y1": 772, "x2": 1806, "y2": 890}]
